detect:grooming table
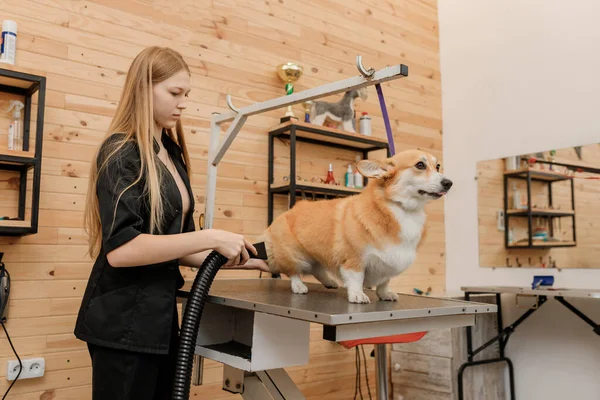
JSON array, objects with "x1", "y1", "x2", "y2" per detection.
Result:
[
  {"x1": 458, "y1": 286, "x2": 600, "y2": 400},
  {"x1": 180, "y1": 278, "x2": 497, "y2": 400}
]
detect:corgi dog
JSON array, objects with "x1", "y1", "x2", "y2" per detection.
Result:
[{"x1": 262, "y1": 149, "x2": 452, "y2": 304}]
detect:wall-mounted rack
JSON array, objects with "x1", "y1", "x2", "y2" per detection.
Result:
[
  {"x1": 503, "y1": 168, "x2": 576, "y2": 249},
  {"x1": 0, "y1": 66, "x2": 46, "y2": 236}
]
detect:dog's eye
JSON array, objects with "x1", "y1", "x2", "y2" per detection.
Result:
[
  {"x1": 415, "y1": 162, "x2": 426, "y2": 170},
  {"x1": 436, "y1": 164, "x2": 440, "y2": 172}
]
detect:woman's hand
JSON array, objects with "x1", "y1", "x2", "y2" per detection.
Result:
[
  {"x1": 222, "y1": 258, "x2": 270, "y2": 272},
  {"x1": 206, "y1": 229, "x2": 257, "y2": 266}
]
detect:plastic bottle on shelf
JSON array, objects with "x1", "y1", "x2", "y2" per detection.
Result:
[
  {"x1": 354, "y1": 155, "x2": 363, "y2": 188},
  {"x1": 325, "y1": 164, "x2": 335, "y2": 184},
  {"x1": 359, "y1": 112, "x2": 371, "y2": 136},
  {"x1": 512, "y1": 183, "x2": 521, "y2": 210},
  {"x1": 0, "y1": 20, "x2": 18, "y2": 65},
  {"x1": 345, "y1": 164, "x2": 354, "y2": 188},
  {"x1": 8, "y1": 100, "x2": 25, "y2": 151}
]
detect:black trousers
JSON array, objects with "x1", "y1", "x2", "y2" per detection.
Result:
[{"x1": 87, "y1": 315, "x2": 179, "y2": 400}]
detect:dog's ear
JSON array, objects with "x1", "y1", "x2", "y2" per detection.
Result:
[{"x1": 356, "y1": 159, "x2": 392, "y2": 179}]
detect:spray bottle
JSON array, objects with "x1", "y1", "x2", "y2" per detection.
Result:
[
  {"x1": 325, "y1": 164, "x2": 335, "y2": 184},
  {"x1": 8, "y1": 101, "x2": 25, "y2": 151}
]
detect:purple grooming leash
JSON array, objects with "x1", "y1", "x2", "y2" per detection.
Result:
[{"x1": 375, "y1": 83, "x2": 395, "y2": 156}]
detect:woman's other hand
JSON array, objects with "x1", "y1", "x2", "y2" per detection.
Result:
[{"x1": 222, "y1": 258, "x2": 270, "y2": 272}]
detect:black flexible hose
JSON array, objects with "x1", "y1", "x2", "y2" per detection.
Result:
[{"x1": 172, "y1": 250, "x2": 228, "y2": 400}]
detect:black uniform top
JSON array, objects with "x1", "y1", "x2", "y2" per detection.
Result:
[{"x1": 74, "y1": 130, "x2": 195, "y2": 355}]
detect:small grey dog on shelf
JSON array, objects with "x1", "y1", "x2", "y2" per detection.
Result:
[{"x1": 309, "y1": 88, "x2": 367, "y2": 133}]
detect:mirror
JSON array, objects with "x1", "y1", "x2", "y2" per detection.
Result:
[{"x1": 477, "y1": 142, "x2": 600, "y2": 269}]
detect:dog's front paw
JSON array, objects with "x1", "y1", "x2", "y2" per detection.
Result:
[
  {"x1": 291, "y1": 279, "x2": 308, "y2": 294},
  {"x1": 377, "y1": 291, "x2": 399, "y2": 301},
  {"x1": 348, "y1": 291, "x2": 371, "y2": 304}
]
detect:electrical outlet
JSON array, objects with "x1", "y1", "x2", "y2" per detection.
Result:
[
  {"x1": 497, "y1": 210, "x2": 505, "y2": 231},
  {"x1": 6, "y1": 357, "x2": 45, "y2": 381}
]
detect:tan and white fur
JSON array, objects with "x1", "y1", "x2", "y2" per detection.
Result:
[{"x1": 262, "y1": 149, "x2": 452, "y2": 303}]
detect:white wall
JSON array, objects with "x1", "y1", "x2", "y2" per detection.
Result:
[{"x1": 438, "y1": 1, "x2": 600, "y2": 399}]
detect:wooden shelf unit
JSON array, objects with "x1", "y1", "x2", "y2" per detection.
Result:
[
  {"x1": 503, "y1": 167, "x2": 576, "y2": 249},
  {"x1": 0, "y1": 66, "x2": 46, "y2": 236},
  {"x1": 267, "y1": 120, "x2": 390, "y2": 224}
]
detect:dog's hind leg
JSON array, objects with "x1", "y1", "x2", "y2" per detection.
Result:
[
  {"x1": 282, "y1": 257, "x2": 312, "y2": 295},
  {"x1": 311, "y1": 264, "x2": 339, "y2": 289},
  {"x1": 376, "y1": 279, "x2": 399, "y2": 301},
  {"x1": 264, "y1": 218, "x2": 311, "y2": 295}
]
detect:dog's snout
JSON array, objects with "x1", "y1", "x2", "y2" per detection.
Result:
[{"x1": 441, "y1": 178, "x2": 453, "y2": 190}]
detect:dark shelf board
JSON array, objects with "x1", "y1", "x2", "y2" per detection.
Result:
[
  {"x1": 0, "y1": 153, "x2": 37, "y2": 172},
  {"x1": 0, "y1": 66, "x2": 45, "y2": 95},
  {"x1": 0, "y1": 220, "x2": 35, "y2": 236},
  {"x1": 271, "y1": 182, "x2": 362, "y2": 197},
  {"x1": 520, "y1": 157, "x2": 600, "y2": 175},
  {"x1": 270, "y1": 120, "x2": 389, "y2": 152},
  {"x1": 507, "y1": 209, "x2": 575, "y2": 218},
  {"x1": 507, "y1": 241, "x2": 577, "y2": 249},
  {"x1": 504, "y1": 168, "x2": 572, "y2": 182}
]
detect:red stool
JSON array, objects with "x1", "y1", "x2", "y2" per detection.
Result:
[
  {"x1": 339, "y1": 332, "x2": 429, "y2": 400},
  {"x1": 338, "y1": 331, "x2": 427, "y2": 349}
]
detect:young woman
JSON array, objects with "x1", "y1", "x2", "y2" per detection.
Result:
[{"x1": 74, "y1": 46, "x2": 268, "y2": 399}]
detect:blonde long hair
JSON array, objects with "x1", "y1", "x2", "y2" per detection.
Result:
[{"x1": 84, "y1": 46, "x2": 192, "y2": 258}]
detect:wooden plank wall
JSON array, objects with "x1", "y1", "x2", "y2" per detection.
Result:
[
  {"x1": 0, "y1": 0, "x2": 443, "y2": 398},
  {"x1": 477, "y1": 143, "x2": 600, "y2": 269}
]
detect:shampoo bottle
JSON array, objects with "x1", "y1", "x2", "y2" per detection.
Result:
[
  {"x1": 8, "y1": 100, "x2": 25, "y2": 151},
  {"x1": 345, "y1": 164, "x2": 354, "y2": 188}
]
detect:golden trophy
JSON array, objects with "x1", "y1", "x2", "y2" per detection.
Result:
[
  {"x1": 276, "y1": 62, "x2": 303, "y2": 121},
  {"x1": 302, "y1": 100, "x2": 314, "y2": 123}
]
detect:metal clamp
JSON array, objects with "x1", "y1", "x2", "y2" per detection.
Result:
[
  {"x1": 226, "y1": 94, "x2": 240, "y2": 113},
  {"x1": 356, "y1": 55, "x2": 375, "y2": 78}
]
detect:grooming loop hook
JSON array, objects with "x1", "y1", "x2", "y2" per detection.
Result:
[
  {"x1": 226, "y1": 94, "x2": 240, "y2": 113},
  {"x1": 356, "y1": 55, "x2": 375, "y2": 78}
]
